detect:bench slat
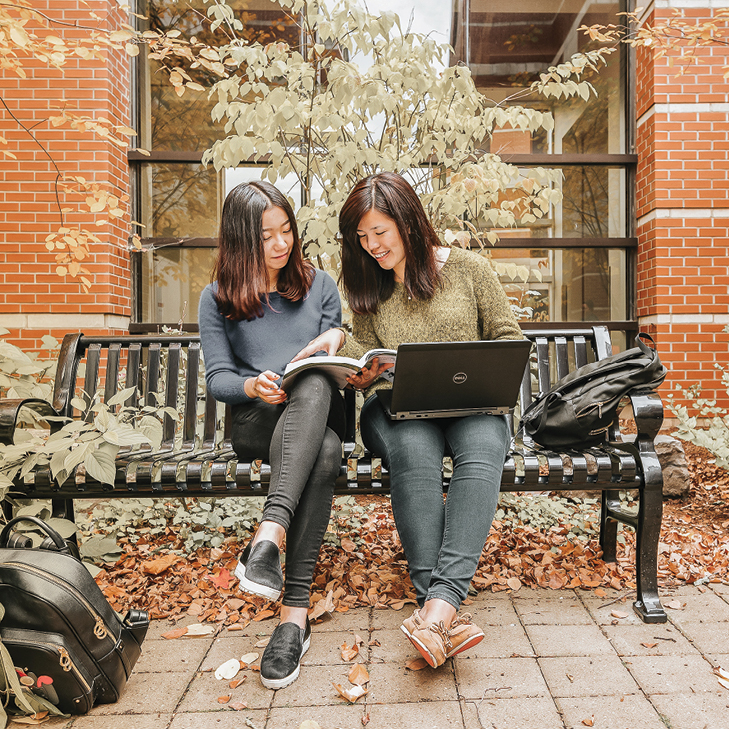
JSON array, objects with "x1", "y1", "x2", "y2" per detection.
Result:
[
  {"x1": 104, "y1": 344, "x2": 121, "y2": 405},
  {"x1": 535, "y1": 337, "x2": 551, "y2": 394},
  {"x1": 163, "y1": 343, "x2": 181, "y2": 445},
  {"x1": 83, "y1": 343, "x2": 101, "y2": 419},
  {"x1": 145, "y1": 344, "x2": 161, "y2": 407},
  {"x1": 125, "y1": 343, "x2": 142, "y2": 407},
  {"x1": 183, "y1": 342, "x2": 200, "y2": 447},
  {"x1": 554, "y1": 336, "x2": 569, "y2": 380}
]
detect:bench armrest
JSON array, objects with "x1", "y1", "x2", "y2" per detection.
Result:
[
  {"x1": 629, "y1": 390, "x2": 664, "y2": 444},
  {"x1": 0, "y1": 398, "x2": 62, "y2": 446}
]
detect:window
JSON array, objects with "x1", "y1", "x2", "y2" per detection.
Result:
[{"x1": 132, "y1": 0, "x2": 635, "y2": 338}]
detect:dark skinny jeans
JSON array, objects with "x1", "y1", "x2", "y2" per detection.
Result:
[
  {"x1": 231, "y1": 371, "x2": 344, "y2": 608},
  {"x1": 361, "y1": 397, "x2": 510, "y2": 610}
]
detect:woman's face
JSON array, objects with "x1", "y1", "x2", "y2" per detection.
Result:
[
  {"x1": 261, "y1": 205, "x2": 294, "y2": 285},
  {"x1": 357, "y1": 207, "x2": 407, "y2": 282}
]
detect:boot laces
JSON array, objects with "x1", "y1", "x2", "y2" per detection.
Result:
[
  {"x1": 429, "y1": 620, "x2": 452, "y2": 651},
  {"x1": 451, "y1": 612, "x2": 473, "y2": 629}
]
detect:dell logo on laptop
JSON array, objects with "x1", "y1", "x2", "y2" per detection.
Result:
[{"x1": 453, "y1": 372, "x2": 467, "y2": 384}]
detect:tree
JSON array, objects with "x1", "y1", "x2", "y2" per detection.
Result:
[
  {"x1": 581, "y1": 8, "x2": 729, "y2": 77},
  {"x1": 136, "y1": 0, "x2": 613, "y2": 287}
]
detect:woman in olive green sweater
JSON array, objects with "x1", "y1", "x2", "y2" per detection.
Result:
[{"x1": 295, "y1": 172, "x2": 523, "y2": 668}]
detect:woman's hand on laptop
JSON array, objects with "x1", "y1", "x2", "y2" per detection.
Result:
[{"x1": 346, "y1": 357, "x2": 393, "y2": 390}]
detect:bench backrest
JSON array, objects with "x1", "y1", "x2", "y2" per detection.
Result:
[{"x1": 52, "y1": 327, "x2": 617, "y2": 451}]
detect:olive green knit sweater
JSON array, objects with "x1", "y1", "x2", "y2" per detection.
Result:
[{"x1": 339, "y1": 246, "x2": 524, "y2": 396}]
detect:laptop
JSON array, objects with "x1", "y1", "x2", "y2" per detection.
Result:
[{"x1": 376, "y1": 340, "x2": 532, "y2": 420}]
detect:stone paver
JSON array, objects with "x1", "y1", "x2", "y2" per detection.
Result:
[
  {"x1": 603, "y1": 621, "x2": 699, "y2": 656},
  {"x1": 168, "y1": 710, "x2": 270, "y2": 729},
  {"x1": 22, "y1": 588, "x2": 729, "y2": 729},
  {"x1": 267, "y1": 704, "x2": 366, "y2": 728},
  {"x1": 515, "y1": 594, "x2": 594, "y2": 625},
  {"x1": 366, "y1": 661, "x2": 459, "y2": 704},
  {"x1": 665, "y1": 591, "x2": 729, "y2": 623},
  {"x1": 538, "y1": 655, "x2": 640, "y2": 697},
  {"x1": 365, "y1": 700, "x2": 466, "y2": 729},
  {"x1": 461, "y1": 696, "x2": 563, "y2": 729},
  {"x1": 677, "y1": 621, "x2": 729, "y2": 654},
  {"x1": 556, "y1": 695, "x2": 667, "y2": 729},
  {"x1": 650, "y1": 692, "x2": 729, "y2": 729},
  {"x1": 524, "y1": 623, "x2": 616, "y2": 656},
  {"x1": 177, "y1": 670, "x2": 273, "y2": 712},
  {"x1": 454, "y1": 657, "x2": 550, "y2": 699},
  {"x1": 624, "y1": 654, "x2": 722, "y2": 695}
]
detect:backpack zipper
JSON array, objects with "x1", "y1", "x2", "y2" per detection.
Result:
[
  {"x1": 3, "y1": 562, "x2": 109, "y2": 640},
  {"x1": 9, "y1": 640, "x2": 92, "y2": 692}
]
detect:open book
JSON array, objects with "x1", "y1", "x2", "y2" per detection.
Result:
[{"x1": 282, "y1": 348, "x2": 396, "y2": 391}]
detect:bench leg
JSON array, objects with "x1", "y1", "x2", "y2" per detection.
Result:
[
  {"x1": 599, "y1": 489, "x2": 620, "y2": 563},
  {"x1": 633, "y1": 453, "x2": 667, "y2": 624},
  {"x1": 51, "y1": 498, "x2": 75, "y2": 523}
]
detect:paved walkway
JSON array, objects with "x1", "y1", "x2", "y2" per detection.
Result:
[{"x1": 26, "y1": 584, "x2": 729, "y2": 729}]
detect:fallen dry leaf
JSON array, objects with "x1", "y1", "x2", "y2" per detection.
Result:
[
  {"x1": 341, "y1": 641, "x2": 359, "y2": 662},
  {"x1": 362, "y1": 713, "x2": 370, "y2": 726},
  {"x1": 506, "y1": 576, "x2": 521, "y2": 591},
  {"x1": 229, "y1": 701, "x2": 248, "y2": 711},
  {"x1": 665, "y1": 600, "x2": 683, "y2": 610},
  {"x1": 581, "y1": 717, "x2": 594, "y2": 727},
  {"x1": 240, "y1": 652, "x2": 259, "y2": 666},
  {"x1": 716, "y1": 667, "x2": 729, "y2": 681},
  {"x1": 340, "y1": 537, "x2": 356, "y2": 553},
  {"x1": 348, "y1": 663, "x2": 370, "y2": 686},
  {"x1": 161, "y1": 627, "x2": 188, "y2": 640},
  {"x1": 227, "y1": 624, "x2": 244, "y2": 632},
  {"x1": 209, "y1": 568, "x2": 233, "y2": 591},
  {"x1": 595, "y1": 588, "x2": 607, "y2": 597},
  {"x1": 215, "y1": 659, "x2": 240, "y2": 681},
  {"x1": 368, "y1": 638, "x2": 381, "y2": 647},
  {"x1": 254, "y1": 637, "x2": 270, "y2": 648},
  {"x1": 718, "y1": 677, "x2": 729, "y2": 691},
  {"x1": 186, "y1": 603, "x2": 204, "y2": 616},
  {"x1": 310, "y1": 589, "x2": 336, "y2": 621},
  {"x1": 405, "y1": 657, "x2": 428, "y2": 671},
  {"x1": 611, "y1": 610, "x2": 629, "y2": 619},
  {"x1": 298, "y1": 721, "x2": 322, "y2": 729},
  {"x1": 142, "y1": 553, "x2": 180, "y2": 575},
  {"x1": 253, "y1": 609, "x2": 275, "y2": 622},
  {"x1": 332, "y1": 681, "x2": 367, "y2": 703},
  {"x1": 640, "y1": 642, "x2": 658, "y2": 649},
  {"x1": 186, "y1": 623, "x2": 215, "y2": 637},
  {"x1": 217, "y1": 695, "x2": 231, "y2": 704},
  {"x1": 229, "y1": 677, "x2": 246, "y2": 689}
]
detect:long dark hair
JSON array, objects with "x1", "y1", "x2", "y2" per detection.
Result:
[
  {"x1": 339, "y1": 172, "x2": 442, "y2": 315},
  {"x1": 212, "y1": 181, "x2": 313, "y2": 321}
]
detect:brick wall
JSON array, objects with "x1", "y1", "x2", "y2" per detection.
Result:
[
  {"x1": 0, "y1": 0, "x2": 132, "y2": 350},
  {"x1": 636, "y1": 4, "x2": 729, "y2": 407}
]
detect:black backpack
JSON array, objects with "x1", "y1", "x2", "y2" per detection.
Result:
[
  {"x1": 0, "y1": 516, "x2": 149, "y2": 714},
  {"x1": 519, "y1": 333, "x2": 667, "y2": 449}
]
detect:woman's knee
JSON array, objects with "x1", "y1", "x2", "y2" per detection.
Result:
[
  {"x1": 317, "y1": 428, "x2": 343, "y2": 481},
  {"x1": 289, "y1": 370, "x2": 334, "y2": 408}
]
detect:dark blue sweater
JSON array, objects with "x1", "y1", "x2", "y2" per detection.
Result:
[{"x1": 198, "y1": 269, "x2": 342, "y2": 405}]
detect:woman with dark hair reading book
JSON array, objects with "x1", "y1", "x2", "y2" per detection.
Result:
[
  {"x1": 198, "y1": 181, "x2": 345, "y2": 689},
  {"x1": 294, "y1": 171, "x2": 524, "y2": 668}
]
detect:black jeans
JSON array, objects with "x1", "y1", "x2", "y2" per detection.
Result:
[{"x1": 231, "y1": 371, "x2": 344, "y2": 607}]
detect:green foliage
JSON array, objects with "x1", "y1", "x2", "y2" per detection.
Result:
[
  {"x1": 0, "y1": 333, "x2": 179, "y2": 496},
  {"x1": 0, "y1": 328, "x2": 58, "y2": 402},
  {"x1": 76, "y1": 496, "x2": 265, "y2": 556},
  {"x1": 668, "y1": 326, "x2": 729, "y2": 471},
  {"x1": 155, "y1": 0, "x2": 613, "y2": 275}
]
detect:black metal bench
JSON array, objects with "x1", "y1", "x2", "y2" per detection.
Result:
[{"x1": 0, "y1": 327, "x2": 667, "y2": 623}]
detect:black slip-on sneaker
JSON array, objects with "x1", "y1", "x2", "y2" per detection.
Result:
[
  {"x1": 234, "y1": 539, "x2": 283, "y2": 601},
  {"x1": 260, "y1": 618, "x2": 311, "y2": 690}
]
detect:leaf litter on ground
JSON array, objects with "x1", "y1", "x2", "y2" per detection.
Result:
[{"x1": 78, "y1": 444, "x2": 727, "y2": 627}]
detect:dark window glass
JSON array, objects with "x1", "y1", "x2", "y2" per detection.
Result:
[
  {"x1": 139, "y1": 0, "x2": 298, "y2": 151},
  {"x1": 465, "y1": 0, "x2": 626, "y2": 155},
  {"x1": 140, "y1": 247, "x2": 216, "y2": 324},
  {"x1": 140, "y1": 163, "x2": 220, "y2": 238},
  {"x1": 491, "y1": 247, "x2": 627, "y2": 323}
]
